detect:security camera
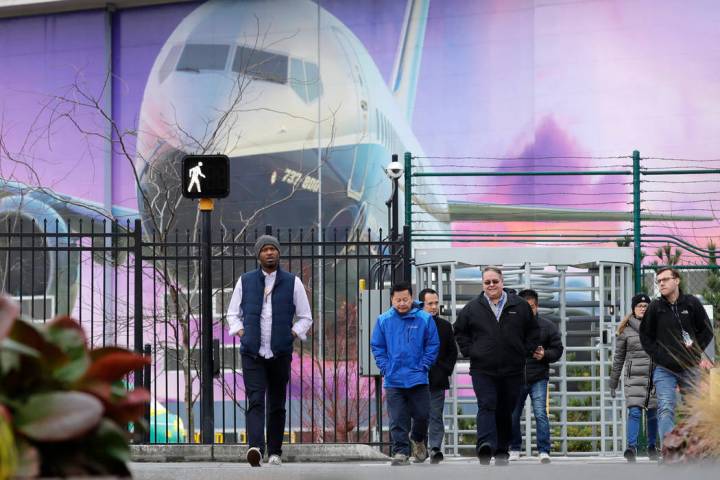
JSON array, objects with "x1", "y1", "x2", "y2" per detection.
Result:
[{"x1": 385, "y1": 160, "x2": 404, "y2": 179}]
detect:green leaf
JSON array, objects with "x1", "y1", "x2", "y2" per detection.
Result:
[
  {"x1": 9, "y1": 320, "x2": 66, "y2": 367},
  {"x1": 15, "y1": 391, "x2": 103, "y2": 442},
  {"x1": 13, "y1": 440, "x2": 40, "y2": 478},
  {"x1": 43, "y1": 318, "x2": 90, "y2": 383},
  {"x1": 0, "y1": 337, "x2": 41, "y2": 358},
  {"x1": 0, "y1": 349, "x2": 21, "y2": 377},
  {"x1": 92, "y1": 419, "x2": 130, "y2": 464},
  {"x1": 52, "y1": 353, "x2": 90, "y2": 383}
]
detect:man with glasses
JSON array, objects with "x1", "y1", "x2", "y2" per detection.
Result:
[
  {"x1": 639, "y1": 267, "x2": 714, "y2": 457},
  {"x1": 454, "y1": 267, "x2": 540, "y2": 466}
]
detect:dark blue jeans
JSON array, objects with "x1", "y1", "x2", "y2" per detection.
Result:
[
  {"x1": 428, "y1": 389, "x2": 446, "y2": 450},
  {"x1": 241, "y1": 353, "x2": 291, "y2": 457},
  {"x1": 470, "y1": 372, "x2": 522, "y2": 456},
  {"x1": 653, "y1": 365, "x2": 699, "y2": 444},
  {"x1": 385, "y1": 384, "x2": 430, "y2": 456},
  {"x1": 510, "y1": 379, "x2": 550, "y2": 454},
  {"x1": 627, "y1": 407, "x2": 657, "y2": 449}
]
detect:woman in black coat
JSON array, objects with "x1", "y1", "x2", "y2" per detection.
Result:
[{"x1": 609, "y1": 294, "x2": 658, "y2": 462}]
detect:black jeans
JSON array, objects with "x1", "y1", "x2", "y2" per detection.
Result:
[
  {"x1": 241, "y1": 353, "x2": 291, "y2": 456},
  {"x1": 470, "y1": 371, "x2": 522, "y2": 456},
  {"x1": 385, "y1": 384, "x2": 430, "y2": 456}
]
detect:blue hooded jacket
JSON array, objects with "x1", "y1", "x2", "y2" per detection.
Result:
[{"x1": 370, "y1": 302, "x2": 440, "y2": 388}]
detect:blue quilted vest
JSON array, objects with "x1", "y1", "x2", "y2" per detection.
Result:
[{"x1": 239, "y1": 267, "x2": 296, "y2": 356}]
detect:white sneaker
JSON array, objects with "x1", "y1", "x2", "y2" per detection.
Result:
[
  {"x1": 268, "y1": 454, "x2": 282, "y2": 466},
  {"x1": 391, "y1": 453, "x2": 410, "y2": 466},
  {"x1": 509, "y1": 450, "x2": 520, "y2": 461},
  {"x1": 539, "y1": 452, "x2": 551, "y2": 464}
]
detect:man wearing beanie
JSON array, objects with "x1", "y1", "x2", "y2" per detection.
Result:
[{"x1": 226, "y1": 234, "x2": 312, "y2": 467}]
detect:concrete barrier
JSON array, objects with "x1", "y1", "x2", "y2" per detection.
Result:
[{"x1": 131, "y1": 444, "x2": 389, "y2": 463}]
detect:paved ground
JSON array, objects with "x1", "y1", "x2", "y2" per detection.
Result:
[{"x1": 131, "y1": 457, "x2": 720, "y2": 480}]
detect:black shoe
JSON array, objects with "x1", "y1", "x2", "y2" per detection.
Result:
[
  {"x1": 494, "y1": 452, "x2": 509, "y2": 466},
  {"x1": 624, "y1": 447, "x2": 637, "y2": 463},
  {"x1": 430, "y1": 448, "x2": 444, "y2": 464},
  {"x1": 647, "y1": 446, "x2": 658, "y2": 461},
  {"x1": 477, "y1": 443, "x2": 492, "y2": 465},
  {"x1": 246, "y1": 447, "x2": 262, "y2": 467}
]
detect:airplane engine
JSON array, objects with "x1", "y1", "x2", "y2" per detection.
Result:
[{"x1": 0, "y1": 195, "x2": 79, "y2": 318}]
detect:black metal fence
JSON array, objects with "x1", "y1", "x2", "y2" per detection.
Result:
[{"x1": 0, "y1": 217, "x2": 410, "y2": 446}]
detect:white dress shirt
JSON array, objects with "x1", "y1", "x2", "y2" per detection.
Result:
[{"x1": 226, "y1": 269, "x2": 313, "y2": 359}]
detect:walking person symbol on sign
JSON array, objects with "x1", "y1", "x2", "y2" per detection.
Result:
[{"x1": 188, "y1": 161, "x2": 206, "y2": 193}]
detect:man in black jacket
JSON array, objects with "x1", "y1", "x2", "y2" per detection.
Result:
[
  {"x1": 419, "y1": 288, "x2": 458, "y2": 464},
  {"x1": 639, "y1": 267, "x2": 714, "y2": 448},
  {"x1": 509, "y1": 289, "x2": 563, "y2": 464},
  {"x1": 454, "y1": 267, "x2": 540, "y2": 466}
]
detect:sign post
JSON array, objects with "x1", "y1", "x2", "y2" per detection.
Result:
[{"x1": 182, "y1": 154, "x2": 229, "y2": 445}]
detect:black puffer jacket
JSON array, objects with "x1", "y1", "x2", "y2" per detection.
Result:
[
  {"x1": 454, "y1": 289, "x2": 540, "y2": 376},
  {"x1": 640, "y1": 292, "x2": 713, "y2": 373},
  {"x1": 524, "y1": 315, "x2": 564, "y2": 384},
  {"x1": 610, "y1": 315, "x2": 657, "y2": 409},
  {"x1": 429, "y1": 316, "x2": 458, "y2": 391}
]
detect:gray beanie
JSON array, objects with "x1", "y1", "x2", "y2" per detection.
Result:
[{"x1": 254, "y1": 235, "x2": 280, "y2": 257}]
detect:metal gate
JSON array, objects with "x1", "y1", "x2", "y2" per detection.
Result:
[{"x1": 415, "y1": 247, "x2": 633, "y2": 456}]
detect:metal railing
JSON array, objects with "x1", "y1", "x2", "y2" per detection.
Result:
[{"x1": 0, "y1": 218, "x2": 410, "y2": 446}]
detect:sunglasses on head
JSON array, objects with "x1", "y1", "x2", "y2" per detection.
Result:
[{"x1": 483, "y1": 279, "x2": 501, "y2": 285}]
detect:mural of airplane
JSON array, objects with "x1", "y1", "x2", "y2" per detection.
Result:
[
  {"x1": 0, "y1": 0, "x2": 710, "y2": 311},
  {"x1": 135, "y1": 0, "x2": 706, "y2": 242}
]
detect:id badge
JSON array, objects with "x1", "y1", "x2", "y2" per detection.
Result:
[{"x1": 681, "y1": 329, "x2": 694, "y2": 348}]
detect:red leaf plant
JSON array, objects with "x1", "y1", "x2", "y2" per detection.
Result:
[{"x1": 0, "y1": 295, "x2": 150, "y2": 477}]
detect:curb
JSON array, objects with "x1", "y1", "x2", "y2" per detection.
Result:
[{"x1": 131, "y1": 444, "x2": 390, "y2": 463}]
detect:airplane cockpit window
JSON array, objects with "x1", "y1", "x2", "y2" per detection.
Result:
[
  {"x1": 289, "y1": 59, "x2": 324, "y2": 103},
  {"x1": 289, "y1": 58, "x2": 309, "y2": 102},
  {"x1": 304, "y1": 62, "x2": 323, "y2": 101},
  {"x1": 232, "y1": 46, "x2": 288, "y2": 84},
  {"x1": 159, "y1": 44, "x2": 183, "y2": 83},
  {"x1": 176, "y1": 44, "x2": 230, "y2": 71}
]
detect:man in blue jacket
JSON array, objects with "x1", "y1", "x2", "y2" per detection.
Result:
[{"x1": 371, "y1": 280, "x2": 440, "y2": 466}]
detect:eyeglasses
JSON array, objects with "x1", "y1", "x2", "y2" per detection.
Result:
[
  {"x1": 656, "y1": 276, "x2": 676, "y2": 284},
  {"x1": 483, "y1": 279, "x2": 501, "y2": 285}
]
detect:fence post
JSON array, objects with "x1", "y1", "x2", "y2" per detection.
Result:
[
  {"x1": 402, "y1": 225, "x2": 411, "y2": 281},
  {"x1": 404, "y1": 151, "x2": 412, "y2": 231},
  {"x1": 200, "y1": 199, "x2": 215, "y2": 444},
  {"x1": 133, "y1": 218, "x2": 144, "y2": 393},
  {"x1": 632, "y1": 150, "x2": 642, "y2": 291},
  {"x1": 143, "y1": 343, "x2": 151, "y2": 443}
]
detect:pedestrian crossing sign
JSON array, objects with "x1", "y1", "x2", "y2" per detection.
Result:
[{"x1": 181, "y1": 154, "x2": 230, "y2": 199}]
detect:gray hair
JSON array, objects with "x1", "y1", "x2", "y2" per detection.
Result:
[{"x1": 482, "y1": 266, "x2": 503, "y2": 277}]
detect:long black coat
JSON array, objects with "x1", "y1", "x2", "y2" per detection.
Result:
[
  {"x1": 524, "y1": 315, "x2": 564, "y2": 384},
  {"x1": 454, "y1": 290, "x2": 540, "y2": 376},
  {"x1": 429, "y1": 315, "x2": 458, "y2": 391}
]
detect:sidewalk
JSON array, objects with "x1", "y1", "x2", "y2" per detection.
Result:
[{"x1": 130, "y1": 458, "x2": 720, "y2": 480}]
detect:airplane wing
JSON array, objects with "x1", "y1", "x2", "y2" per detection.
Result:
[{"x1": 441, "y1": 201, "x2": 712, "y2": 222}]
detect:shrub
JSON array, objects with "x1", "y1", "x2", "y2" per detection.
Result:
[{"x1": 0, "y1": 295, "x2": 150, "y2": 477}]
